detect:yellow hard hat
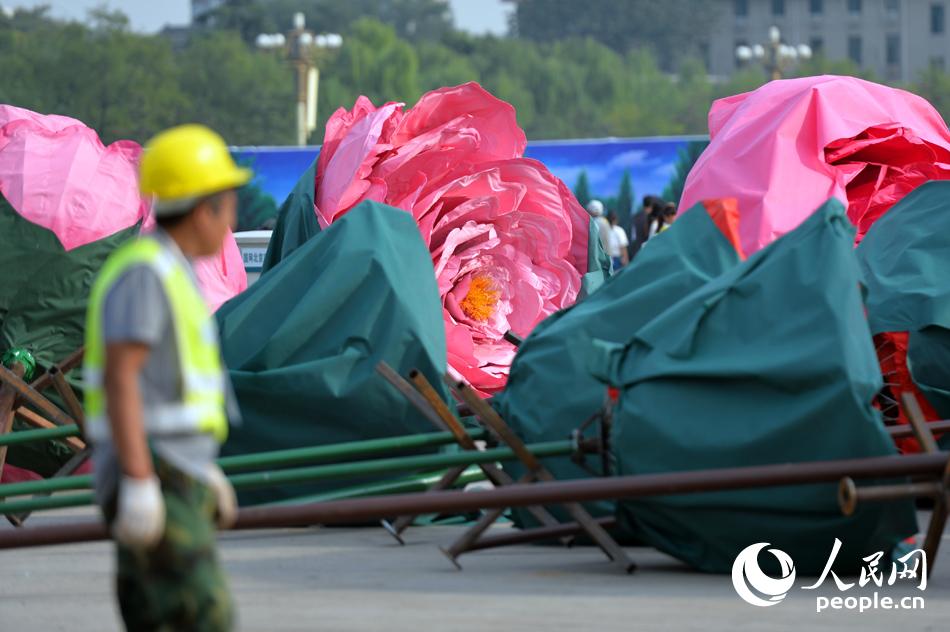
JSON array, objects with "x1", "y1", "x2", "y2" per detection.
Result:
[{"x1": 139, "y1": 124, "x2": 252, "y2": 214}]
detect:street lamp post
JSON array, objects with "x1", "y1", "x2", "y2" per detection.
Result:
[
  {"x1": 736, "y1": 26, "x2": 812, "y2": 81},
  {"x1": 256, "y1": 12, "x2": 343, "y2": 146}
]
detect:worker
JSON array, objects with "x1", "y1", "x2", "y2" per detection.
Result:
[
  {"x1": 586, "y1": 199, "x2": 612, "y2": 254},
  {"x1": 84, "y1": 124, "x2": 250, "y2": 631}
]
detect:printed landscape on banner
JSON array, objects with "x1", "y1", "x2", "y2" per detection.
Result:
[{"x1": 230, "y1": 136, "x2": 708, "y2": 231}]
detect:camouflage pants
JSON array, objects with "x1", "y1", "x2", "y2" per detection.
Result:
[{"x1": 104, "y1": 458, "x2": 234, "y2": 632}]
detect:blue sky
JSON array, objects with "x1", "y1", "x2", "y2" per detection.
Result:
[{"x1": 2, "y1": 0, "x2": 510, "y2": 34}]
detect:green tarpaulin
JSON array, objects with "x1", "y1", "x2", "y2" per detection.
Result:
[
  {"x1": 1, "y1": 195, "x2": 135, "y2": 476},
  {"x1": 596, "y1": 200, "x2": 916, "y2": 574},
  {"x1": 496, "y1": 202, "x2": 742, "y2": 526},
  {"x1": 856, "y1": 181, "x2": 950, "y2": 418},
  {"x1": 217, "y1": 200, "x2": 449, "y2": 505},
  {"x1": 260, "y1": 158, "x2": 320, "y2": 274}
]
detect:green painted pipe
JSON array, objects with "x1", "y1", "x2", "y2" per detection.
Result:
[
  {"x1": 218, "y1": 429, "x2": 487, "y2": 473},
  {"x1": 0, "y1": 492, "x2": 95, "y2": 515},
  {"x1": 0, "y1": 425, "x2": 82, "y2": 447},
  {"x1": 0, "y1": 469, "x2": 487, "y2": 516},
  {"x1": 0, "y1": 429, "x2": 490, "y2": 498},
  {"x1": 226, "y1": 441, "x2": 571, "y2": 490},
  {"x1": 265, "y1": 466, "x2": 486, "y2": 506},
  {"x1": 0, "y1": 441, "x2": 572, "y2": 515},
  {"x1": 0, "y1": 474, "x2": 92, "y2": 497}
]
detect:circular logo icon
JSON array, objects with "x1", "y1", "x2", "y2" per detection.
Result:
[{"x1": 732, "y1": 543, "x2": 797, "y2": 607}]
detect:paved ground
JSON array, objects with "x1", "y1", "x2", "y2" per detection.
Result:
[{"x1": 1, "y1": 507, "x2": 947, "y2": 631}]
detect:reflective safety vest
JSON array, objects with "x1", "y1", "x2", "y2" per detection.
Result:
[{"x1": 84, "y1": 236, "x2": 228, "y2": 443}]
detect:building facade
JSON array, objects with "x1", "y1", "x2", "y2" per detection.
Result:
[{"x1": 708, "y1": 0, "x2": 950, "y2": 82}]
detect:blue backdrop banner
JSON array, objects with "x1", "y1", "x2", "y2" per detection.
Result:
[{"x1": 231, "y1": 135, "x2": 708, "y2": 230}]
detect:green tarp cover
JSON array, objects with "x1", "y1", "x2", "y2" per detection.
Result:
[
  {"x1": 216, "y1": 200, "x2": 448, "y2": 505},
  {"x1": 596, "y1": 200, "x2": 916, "y2": 574},
  {"x1": 260, "y1": 158, "x2": 320, "y2": 274},
  {"x1": 856, "y1": 181, "x2": 950, "y2": 418},
  {"x1": 0, "y1": 195, "x2": 135, "y2": 369},
  {"x1": 495, "y1": 203, "x2": 742, "y2": 525},
  {"x1": 1, "y1": 195, "x2": 135, "y2": 476}
]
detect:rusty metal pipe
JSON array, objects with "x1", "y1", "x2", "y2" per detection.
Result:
[
  {"x1": 0, "y1": 365, "x2": 74, "y2": 426},
  {"x1": 3, "y1": 451, "x2": 947, "y2": 550},
  {"x1": 838, "y1": 477, "x2": 943, "y2": 516},
  {"x1": 29, "y1": 348, "x2": 84, "y2": 393},
  {"x1": 48, "y1": 367, "x2": 85, "y2": 433},
  {"x1": 887, "y1": 420, "x2": 950, "y2": 439},
  {"x1": 0, "y1": 363, "x2": 25, "y2": 477}
]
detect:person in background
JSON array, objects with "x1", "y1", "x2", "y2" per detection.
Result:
[
  {"x1": 632, "y1": 195, "x2": 659, "y2": 255},
  {"x1": 647, "y1": 197, "x2": 671, "y2": 239},
  {"x1": 587, "y1": 199, "x2": 612, "y2": 253},
  {"x1": 606, "y1": 211, "x2": 629, "y2": 272},
  {"x1": 657, "y1": 202, "x2": 678, "y2": 234}
]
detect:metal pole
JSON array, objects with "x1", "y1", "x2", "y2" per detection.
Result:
[
  {"x1": 217, "y1": 429, "x2": 486, "y2": 473},
  {"x1": 3, "y1": 451, "x2": 947, "y2": 550},
  {"x1": 0, "y1": 440, "x2": 574, "y2": 514},
  {"x1": 0, "y1": 365, "x2": 74, "y2": 426},
  {"x1": 0, "y1": 362, "x2": 24, "y2": 478},
  {"x1": 0, "y1": 424, "x2": 82, "y2": 447},
  {"x1": 265, "y1": 466, "x2": 485, "y2": 506},
  {"x1": 887, "y1": 419, "x2": 950, "y2": 438},
  {"x1": 49, "y1": 367, "x2": 85, "y2": 433},
  {"x1": 29, "y1": 347, "x2": 84, "y2": 393},
  {"x1": 226, "y1": 441, "x2": 572, "y2": 491},
  {"x1": 0, "y1": 429, "x2": 489, "y2": 498},
  {"x1": 295, "y1": 60, "x2": 308, "y2": 146}
]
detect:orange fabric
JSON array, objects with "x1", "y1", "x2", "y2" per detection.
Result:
[{"x1": 702, "y1": 198, "x2": 746, "y2": 260}]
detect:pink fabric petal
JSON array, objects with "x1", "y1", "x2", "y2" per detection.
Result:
[
  {"x1": 192, "y1": 231, "x2": 248, "y2": 312},
  {"x1": 0, "y1": 106, "x2": 148, "y2": 250},
  {"x1": 680, "y1": 75, "x2": 950, "y2": 254},
  {"x1": 0, "y1": 105, "x2": 246, "y2": 311},
  {"x1": 316, "y1": 102, "x2": 402, "y2": 225},
  {"x1": 316, "y1": 83, "x2": 589, "y2": 394}
]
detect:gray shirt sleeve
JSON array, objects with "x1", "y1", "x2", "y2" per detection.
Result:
[{"x1": 102, "y1": 265, "x2": 169, "y2": 346}]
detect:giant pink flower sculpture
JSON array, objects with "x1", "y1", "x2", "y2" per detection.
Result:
[
  {"x1": 680, "y1": 75, "x2": 950, "y2": 255},
  {"x1": 0, "y1": 105, "x2": 246, "y2": 311},
  {"x1": 315, "y1": 83, "x2": 590, "y2": 393}
]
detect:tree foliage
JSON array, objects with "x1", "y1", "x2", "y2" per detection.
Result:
[
  {"x1": 573, "y1": 171, "x2": 592, "y2": 208},
  {"x1": 616, "y1": 170, "x2": 634, "y2": 224},
  {"x1": 511, "y1": 0, "x2": 723, "y2": 70},
  {"x1": 3, "y1": 2, "x2": 950, "y2": 151}
]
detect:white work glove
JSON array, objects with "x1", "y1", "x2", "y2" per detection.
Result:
[
  {"x1": 113, "y1": 475, "x2": 165, "y2": 549},
  {"x1": 206, "y1": 464, "x2": 238, "y2": 529}
]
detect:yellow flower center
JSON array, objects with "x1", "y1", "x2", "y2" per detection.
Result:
[{"x1": 460, "y1": 275, "x2": 500, "y2": 322}]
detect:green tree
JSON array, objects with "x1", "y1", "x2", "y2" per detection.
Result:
[
  {"x1": 325, "y1": 18, "x2": 419, "y2": 105},
  {"x1": 573, "y1": 171, "x2": 592, "y2": 207},
  {"x1": 262, "y1": 0, "x2": 452, "y2": 41},
  {"x1": 662, "y1": 140, "x2": 710, "y2": 205},
  {"x1": 415, "y1": 41, "x2": 480, "y2": 92},
  {"x1": 616, "y1": 169, "x2": 634, "y2": 224},
  {"x1": 913, "y1": 63, "x2": 950, "y2": 124},
  {"x1": 0, "y1": 8, "x2": 185, "y2": 143},
  {"x1": 511, "y1": 0, "x2": 723, "y2": 71},
  {"x1": 794, "y1": 55, "x2": 875, "y2": 81},
  {"x1": 178, "y1": 31, "x2": 296, "y2": 145},
  {"x1": 203, "y1": 0, "x2": 277, "y2": 44}
]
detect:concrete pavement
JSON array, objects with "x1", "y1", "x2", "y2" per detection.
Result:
[{"x1": 1, "y1": 507, "x2": 947, "y2": 631}]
